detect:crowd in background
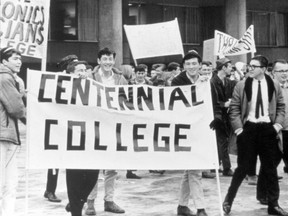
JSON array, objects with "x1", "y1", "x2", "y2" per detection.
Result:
[{"x1": 1, "y1": 46, "x2": 288, "y2": 216}]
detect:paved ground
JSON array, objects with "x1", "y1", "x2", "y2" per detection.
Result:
[{"x1": 14, "y1": 123, "x2": 288, "y2": 216}]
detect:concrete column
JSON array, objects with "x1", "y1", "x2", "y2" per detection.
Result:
[
  {"x1": 225, "y1": 0, "x2": 247, "y2": 63},
  {"x1": 99, "y1": 0, "x2": 123, "y2": 68}
]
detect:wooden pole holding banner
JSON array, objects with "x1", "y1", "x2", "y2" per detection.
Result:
[
  {"x1": 25, "y1": 0, "x2": 50, "y2": 213},
  {"x1": 41, "y1": 50, "x2": 48, "y2": 71},
  {"x1": 215, "y1": 168, "x2": 225, "y2": 216},
  {"x1": 25, "y1": 69, "x2": 33, "y2": 216}
]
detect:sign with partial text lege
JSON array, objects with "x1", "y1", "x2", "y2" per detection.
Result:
[
  {"x1": 0, "y1": 0, "x2": 50, "y2": 58},
  {"x1": 26, "y1": 70, "x2": 218, "y2": 170}
]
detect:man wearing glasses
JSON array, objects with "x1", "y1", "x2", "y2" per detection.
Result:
[{"x1": 222, "y1": 55, "x2": 288, "y2": 215}]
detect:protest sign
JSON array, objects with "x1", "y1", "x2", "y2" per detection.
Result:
[
  {"x1": 124, "y1": 19, "x2": 184, "y2": 61},
  {"x1": 0, "y1": 0, "x2": 50, "y2": 59},
  {"x1": 214, "y1": 25, "x2": 256, "y2": 56},
  {"x1": 26, "y1": 70, "x2": 218, "y2": 170},
  {"x1": 203, "y1": 38, "x2": 217, "y2": 68}
]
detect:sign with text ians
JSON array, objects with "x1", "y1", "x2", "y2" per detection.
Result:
[
  {"x1": 26, "y1": 70, "x2": 218, "y2": 170},
  {"x1": 0, "y1": 0, "x2": 50, "y2": 58}
]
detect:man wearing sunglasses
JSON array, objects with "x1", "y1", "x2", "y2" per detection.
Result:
[{"x1": 222, "y1": 55, "x2": 288, "y2": 215}]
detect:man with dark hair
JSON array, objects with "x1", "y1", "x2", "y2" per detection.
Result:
[
  {"x1": 66, "y1": 60, "x2": 88, "y2": 76},
  {"x1": 166, "y1": 62, "x2": 181, "y2": 86},
  {"x1": 0, "y1": 47, "x2": 26, "y2": 216},
  {"x1": 129, "y1": 65, "x2": 152, "y2": 85},
  {"x1": 63, "y1": 60, "x2": 100, "y2": 216},
  {"x1": 57, "y1": 54, "x2": 78, "y2": 72},
  {"x1": 150, "y1": 63, "x2": 167, "y2": 86},
  {"x1": 210, "y1": 57, "x2": 235, "y2": 177},
  {"x1": 86, "y1": 47, "x2": 126, "y2": 215},
  {"x1": 44, "y1": 54, "x2": 80, "y2": 204},
  {"x1": 171, "y1": 51, "x2": 208, "y2": 216},
  {"x1": 223, "y1": 55, "x2": 288, "y2": 216},
  {"x1": 200, "y1": 61, "x2": 213, "y2": 79},
  {"x1": 256, "y1": 59, "x2": 288, "y2": 205}
]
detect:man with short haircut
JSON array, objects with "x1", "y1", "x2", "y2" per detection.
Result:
[
  {"x1": 256, "y1": 59, "x2": 288, "y2": 205},
  {"x1": 200, "y1": 61, "x2": 213, "y2": 79},
  {"x1": 129, "y1": 65, "x2": 152, "y2": 85},
  {"x1": 64, "y1": 61, "x2": 100, "y2": 216},
  {"x1": 66, "y1": 60, "x2": 89, "y2": 78},
  {"x1": 166, "y1": 62, "x2": 181, "y2": 86},
  {"x1": 85, "y1": 48, "x2": 127, "y2": 215},
  {"x1": 0, "y1": 47, "x2": 26, "y2": 216},
  {"x1": 210, "y1": 57, "x2": 235, "y2": 177},
  {"x1": 171, "y1": 51, "x2": 208, "y2": 216},
  {"x1": 272, "y1": 60, "x2": 288, "y2": 173},
  {"x1": 223, "y1": 55, "x2": 288, "y2": 216}
]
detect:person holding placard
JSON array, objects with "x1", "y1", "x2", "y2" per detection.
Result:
[
  {"x1": 85, "y1": 47, "x2": 127, "y2": 215},
  {"x1": 0, "y1": 47, "x2": 26, "y2": 216},
  {"x1": 171, "y1": 50, "x2": 208, "y2": 216}
]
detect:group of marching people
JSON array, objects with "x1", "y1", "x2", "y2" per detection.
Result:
[{"x1": 1, "y1": 45, "x2": 288, "y2": 216}]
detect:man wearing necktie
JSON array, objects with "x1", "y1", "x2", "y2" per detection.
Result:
[{"x1": 222, "y1": 55, "x2": 288, "y2": 215}]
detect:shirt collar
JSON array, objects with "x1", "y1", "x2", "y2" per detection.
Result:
[{"x1": 99, "y1": 67, "x2": 113, "y2": 79}]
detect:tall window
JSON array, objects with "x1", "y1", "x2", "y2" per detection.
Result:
[
  {"x1": 247, "y1": 11, "x2": 288, "y2": 46},
  {"x1": 50, "y1": 0, "x2": 78, "y2": 40},
  {"x1": 49, "y1": 0, "x2": 98, "y2": 41},
  {"x1": 128, "y1": 4, "x2": 224, "y2": 45}
]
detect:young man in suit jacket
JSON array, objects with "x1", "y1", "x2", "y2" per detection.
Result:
[{"x1": 222, "y1": 55, "x2": 288, "y2": 216}]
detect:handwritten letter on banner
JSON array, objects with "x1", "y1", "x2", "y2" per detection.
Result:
[
  {"x1": 27, "y1": 70, "x2": 218, "y2": 170},
  {"x1": 214, "y1": 25, "x2": 256, "y2": 56},
  {"x1": 124, "y1": 19, "x2": 184, "y2": 60},
  {"x1": 0, "y1": 0, "x2": 50, "y2": 58}
]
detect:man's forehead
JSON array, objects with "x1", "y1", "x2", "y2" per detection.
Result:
[
  {"x1": 99, "y1": 54, "x2": 114, "y2": 59},
  {"x1": 250, "y1": 59, "x2": 260, "y2": 65},
  {"x1": 75, "y1": 64, "x2": 86, "y2": 68},
  {"x1": 10, "y1": 53, "x2": 21, "y2": 58},
  {"x1": 184, "y1": 57, "x2": 199, "y2": 63},
  {"x1": 274, "y1": 62, "x2": 288, "y2": 70}
]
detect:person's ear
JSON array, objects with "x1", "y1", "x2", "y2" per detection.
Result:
[{"x1": 2, "y1": 59, "x2": 8, "y2": 66}]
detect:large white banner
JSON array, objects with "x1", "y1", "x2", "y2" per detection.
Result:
[
  {"x1": 0, "y1": 0, "x2": 50, "y2": 59},
  {"x1": 214, "y1": 25, "x2": 256, "y2": 56},
  {"x1": 26, "y1": 70, "x2": 218, "y2": 170},
  {"x1": 124, "y1": 19, "x2": 184, "y2": 60}
]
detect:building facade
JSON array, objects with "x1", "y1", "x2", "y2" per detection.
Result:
[{"x1": 20, "y1": 0, "x2": 288, "y2": 80}]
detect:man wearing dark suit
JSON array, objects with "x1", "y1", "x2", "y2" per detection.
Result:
[
  {"x1": 210, "y1": 57, "x2": 236, "y2": 177},
  {"x1": 222, "y1": 55, "x2": 288, "y2": 216}
]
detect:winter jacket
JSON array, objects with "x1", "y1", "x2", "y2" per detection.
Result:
[
  {"x1": 90, "y1": 66, "x2": 128, "y2": 85},
  {"x1": 0, "y1": 65, "x2": 26, "y2": 145}
]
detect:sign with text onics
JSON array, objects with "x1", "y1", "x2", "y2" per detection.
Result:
[
  {"x1": 26, "y1": 70, "x2": 218, "y2": 170},
  {"x1": 0, "y1": 0, "x2": 50, "y2": 58},
  {"x1": 124, "y1": 19, "x2": 184, "y2": 60},
  {"x1": 214, "y1": 25, "x2": 256, "y2": 56}
]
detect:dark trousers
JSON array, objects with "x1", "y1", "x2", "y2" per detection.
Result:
[
  {"x1": 247, "y1": 154, "x2": 257, "y2": 176},
  {"x1": 226, "y1": 122, "x2": 280, "y2": 207},
  {"x1": 282, "y1": 130, "x2": 288, "y2": 167},
  {"x1": 66, "y1": 169, "x2": 99, "y2": 216},
  {"x1": 216, "y1": 128, "x2": 231, "y2": 171},
  {"x1": 46, "y1": 169, "x2": 59, "y2": 193},
  {"x1": 257, "y1": 130, "x2": 285, "y2": 200}
]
